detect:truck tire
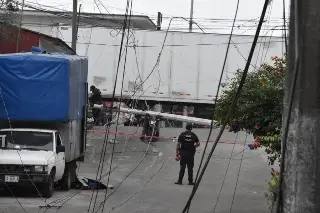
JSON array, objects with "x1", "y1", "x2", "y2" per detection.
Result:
[
  {"x1": 3, "y1": 185, "x2": 13, "y2": 195},
  {"x1": 61, "y1": 168, "x2": 71, "y2": 191},
  {"x1": 42, "y1": 173, "x2": 54, "y2": 198}
]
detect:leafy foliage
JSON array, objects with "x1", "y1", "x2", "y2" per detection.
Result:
[
  {"x1": 265, "y1": 170, "x2": 279, "y2": 211},
  {"x1": 0, "y1": 0, "x2": 18, "y2": 12},
  {"x1": 214, "y1": 56, "x2": 286, "y2": 165},
  {"x1": 0, "y1": 0, "x2": 19, "y2": 42}
]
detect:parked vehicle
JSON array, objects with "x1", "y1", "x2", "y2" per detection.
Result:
[
  {"x1": 56, "y1": 27, "x2": 284, "y2": 105},
  {"x1": 0, "y1": 52, "x2": 88, "y2": 198}
]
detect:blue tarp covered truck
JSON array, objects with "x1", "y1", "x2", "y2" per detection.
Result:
[{"x1": 0, "y1": 52, "x2": 88, "y2": 198}]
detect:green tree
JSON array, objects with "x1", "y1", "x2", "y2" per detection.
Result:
[
  {"x1": 1, "y1": 0, "x2": 18, "y2": 11},
  {"x1": 0, "y1": 0, "x2": 19, "y2": 43},
  {"x1": 0, "y1": 0, "x2": 19, "y2": 21},
  {"x1": 215, "y1": 56, "x2": 286, "y2": 165}
]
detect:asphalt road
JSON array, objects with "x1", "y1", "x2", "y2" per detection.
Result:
[{"x1": 0, "y1": 126, "x2": 272, "y2": 213}]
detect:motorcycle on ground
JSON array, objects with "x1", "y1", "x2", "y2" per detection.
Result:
[{"x1": 140, "y1": 115, "x2": 161, "y2": 142}]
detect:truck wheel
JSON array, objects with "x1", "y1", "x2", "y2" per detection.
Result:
[
  {"x1": 62, "y1": 169, "x2": 71, "y2": 191},
  {"x1": 3, "y1": 185, "x2": 13, "y2": 195},
  {"x1": 42, "y1": 173, "x2": 54, "y2": 198}
]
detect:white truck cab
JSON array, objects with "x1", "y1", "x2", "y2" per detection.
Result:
[
  {"x1": 0, "y1": 53, "x2": 88, "y2": 198},
  {"x1": 0, "y1": 128, "x2": 69, "y2": 198}
]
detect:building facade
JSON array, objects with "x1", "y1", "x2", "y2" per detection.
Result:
[{"x1": 0, "y1": 23, "x2": 74, "y2": 54}]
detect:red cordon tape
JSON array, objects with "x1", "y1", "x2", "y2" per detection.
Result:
[{"x1": 86, "y1": 129, "x2": 247, "y2": 145}]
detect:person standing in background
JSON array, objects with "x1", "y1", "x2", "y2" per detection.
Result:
[
  {"x1": 89, "y1": 85, "x2": 102, "y2": 124},
  {"x1": 175, "y1": 123, "x2": 200, "y2": 185},
  {"x1": 89, "y1": 85, "x2": 102, "y2": 105}
]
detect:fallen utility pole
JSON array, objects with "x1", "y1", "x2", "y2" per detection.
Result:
[
  {"x1": 92, "y1": 104, "x2": 218, "y2": 126},
  {"x1": 279, "y1": 0, "x2": 320, "y2": 212},
  {"x1": 119, "y1": 107, "x2": 217, "y2": 126}
]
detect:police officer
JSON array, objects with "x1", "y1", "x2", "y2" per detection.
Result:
[
  {"x1": 140, "y1": 114, "x2": 151, "y2": 141},
  {"x1": 89, "y1": 85, "x2": 102, "y2": 124},
  {"x1": 175, "y1": 123, "x2": 200, "y2": 185},
  {"x1": 89, "y1": 85, "x2": 102, "y2": 105}
]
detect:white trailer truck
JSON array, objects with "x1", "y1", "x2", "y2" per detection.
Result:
[
  {"x1": 0, "y1": 52, "x2": 88, "y2": 198},
  {"x1": 55, "y1": 27, "x2": 285, "y2": 104}
]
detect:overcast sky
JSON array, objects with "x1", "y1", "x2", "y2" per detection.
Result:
[{"x1": 34, "y1": 0, "x2": 290, "y2": 35}]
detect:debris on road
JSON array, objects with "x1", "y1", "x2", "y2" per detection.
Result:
[{"x1": 76, "y1": 176, "x2": 114, "y2": 190}]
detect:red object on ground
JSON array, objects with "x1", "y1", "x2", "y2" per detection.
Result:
[
  {"x1": 252, "y1": 141, "x2": 261, "y2": 149},
  {"x1": 103, "y1": 101, "x2": 113, "y2": 107},
  {"x1": 175, "y1": 154, "x2": 181, "y2": 161}
]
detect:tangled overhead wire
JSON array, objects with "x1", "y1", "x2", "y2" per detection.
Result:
[
  {"x1": 182, "y1": 0, "x2": 271, "y2": 212},
  {"x1": 87, "y1": 1, "x2": 136, "y2": 213}
]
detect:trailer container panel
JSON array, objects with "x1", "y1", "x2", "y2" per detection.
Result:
[{"x1": 56, "y1": 27, "x2": 284, "y2": 104}]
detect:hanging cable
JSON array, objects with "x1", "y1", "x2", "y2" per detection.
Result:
[
  {"x1": 181, "y1": 0, "x2": 271, "y2": 212},
  {"x1": 122, "y1": 15, "x2": 208, "y2": 102},
  {"x1": 282, "y1": 0, "x2": 288, "y2": 53},
  {"x1": 3, "y1": 182, "x2": 28, "y2": 213},
  {"x1": 229, "y1": 133, "x2": 248, "y2": 213},
  {"x1": 193, "y1": 0, "x2": 240, "y2": 185},
  {"x1": 212, "y1": 133, "x2": 239, "y2": 212},
  {"x1": 92, "y1": 0, "x2": 133, "y2": 212},
  {"x1": 188, "y1": 0, "x2": 241, "y2": 211},
  {"x1": 94, "y1": 31, "x2": 154, "y2": 184},
  {"x1": 254, "y1": 2, "x2": 273, "y2": 70},
  {"x1": 86, "y1": 1, "x2": 131, "y2": 212},
  {"x1": 99, "y1": 1, "x2": 133, "y2": 213}
]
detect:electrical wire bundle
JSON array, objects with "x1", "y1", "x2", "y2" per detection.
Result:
[
  {"x1": 86, "y1": 1, "x2": 133, "y2": 213},
  {"x1": 182, "y1": 0, "x2": 272, "y2": 212}
]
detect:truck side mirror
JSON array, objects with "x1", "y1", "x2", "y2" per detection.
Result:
[{"x1": 56, "y1": 145, "x2": 65, "y2": 153}]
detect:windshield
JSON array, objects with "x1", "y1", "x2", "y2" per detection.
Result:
[{"x1": 0, "y1": 131, "x2": 53, "y2": 151}]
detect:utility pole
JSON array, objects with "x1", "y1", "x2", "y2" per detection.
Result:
[
  {"x1": 189, "y1": 0, "x2": 194, "y2": 32},
  {"x1": 71, "y1": 0, "x2": 78, "y2": 52},
  {"x1": 16, "y1": 0, "x2": 25, "y2": 53},
  {"x1": 76, "y1": 4, "x2": 82, "y2": 37},
  {"x1": 279, "y1": 0, "x2": 320, "y2": 212},
  {"x1": 157, "y1": 12, "x2": 162, "y2": 30}
]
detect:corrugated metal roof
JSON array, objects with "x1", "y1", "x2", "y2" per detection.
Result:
[{"x1": 16, "y1": 9, "x2": 156, "y2": 30}]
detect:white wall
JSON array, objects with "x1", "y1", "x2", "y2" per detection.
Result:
[{"x1": 20, "y1": 14, "x2": 58, "y2": 36}]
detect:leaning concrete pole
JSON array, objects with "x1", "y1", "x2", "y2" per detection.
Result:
[
  {"x1": 279, "y1": 0, "x2": 320, "y2": 212},
  {"x1": 71, "y1": 0, "x2": 78, "y2": 52}
]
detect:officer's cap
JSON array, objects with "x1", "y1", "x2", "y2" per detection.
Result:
[{"x1": 186, "y1": 123, "x2": 193, "y2": 130}]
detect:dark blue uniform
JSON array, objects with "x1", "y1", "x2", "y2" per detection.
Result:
[
  {"x1": 176, "y1": 124, "x2": 199, "y2": 185},
  {"x1": 89, "y1": 86, "x2": 102, "y2": 124}
]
